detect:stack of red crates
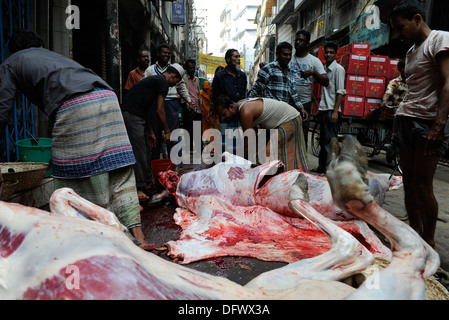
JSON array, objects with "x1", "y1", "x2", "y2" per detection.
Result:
[{"x1": 311, "y1": 42, "x2": 401, "y2": 118}]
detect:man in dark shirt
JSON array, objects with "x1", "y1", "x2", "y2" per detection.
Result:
[
  {"x1": 121, "y1": 64, "x2": 185, "y2": 200},
  {"x1": 0, "y1": 30, "x2": 146, "y2": 245},
  {"x1": 212, "y1": 49, "x2": 247, "y2": 103},
  {"x1": 212, "y1": 49, "x2": 247, "y2": 139}
]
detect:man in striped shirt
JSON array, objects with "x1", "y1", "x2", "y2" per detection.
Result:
[{"x1": 248, "y1": 42, "x2": 308, "y2": 122}]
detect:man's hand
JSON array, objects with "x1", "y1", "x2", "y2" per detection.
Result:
[
  {"x1": 301, "y1": 108, "x2": 309, "y2": 122},
  {"x1": 165, "y1": 131, "x2": 171, "y2": 143},
  {"x1": 425, "y1": 121, "x2": 446, "y2": 156},
  {"x1": 331, "y1": 110, "x2": 339, "y2": 123},
  {"x1": 148, "y1": 131, "x2": 156, "y2": 148},
  {"x1": 301, "y1": 69, "x2": 314, "y2": 78}
]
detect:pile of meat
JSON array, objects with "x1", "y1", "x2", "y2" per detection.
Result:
[
  {"x1": 0, "y1": 135, "x2": 439, "y2": 299},
  {"x1": 161, "y1": 152, "x2": 398, "y2": 264}
]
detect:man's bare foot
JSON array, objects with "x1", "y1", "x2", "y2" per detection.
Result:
[{"x1": 130, "y1": 226, "x2": 147, "y2": 244}]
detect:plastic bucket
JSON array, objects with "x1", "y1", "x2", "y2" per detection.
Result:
[
  {"x1": 151, "y1": 158, "x2": 175, "y2": 177},
  {"x1": 16, "y1": 138, "x2": 52, "y2": 177}
]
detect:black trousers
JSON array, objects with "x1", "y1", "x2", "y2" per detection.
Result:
[
  {"x1": 318, "y1": 110, "x2": 339, "y2": 170},
  {"x1": 182, "y1": 106, "x2": 202, "y2": 150},
  {"x1": 122, "y1": 111, "x2": 152, "y2": 189}
]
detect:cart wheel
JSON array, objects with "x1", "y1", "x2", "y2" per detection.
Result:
[
  {"x1": 357, "y1": 128, "x2": 379, "y2": 157},
  {"x1": 311, "y1": 122, "x2": 320, "y2": 157}
]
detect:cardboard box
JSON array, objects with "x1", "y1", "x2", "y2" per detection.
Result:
[
  {"x1": 364, "y1": 98, "x2": 382, "y2": 117},
  {"x1": 349, "y1": 43, "x2": 371, "y2": 56},
  {"x1": 387, "y1": 58, "x2": 401, "y2": 79},
  {"x1": 346, "y1": 75, "x2": 366, "y2": 97},
  {"x1": 365, "y1": 77, "x2": 386, "y2": 98},
  {"x1": 368, "y1": 55, "x2": 389, "y2": 77},
  {"x1": 342, "y1": 54, "x2": 369, "y2": 75},
  {"x1": 342, "y1": 96, "x2": 364, "y2": 117}
]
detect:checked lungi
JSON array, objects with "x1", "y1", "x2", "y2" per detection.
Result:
[
  {"x1": 52, "y1": 88, "x2": 140, "y2": 229},
  {"x1": 267, "y1": 116, "x2": 309, "y2": 172},
  {"x1": 52, "y1": 88, "x2": 136, "y2": 178}
]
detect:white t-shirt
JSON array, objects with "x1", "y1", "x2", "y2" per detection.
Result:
[
  {"x1": 289, "y1": 53, "x2": 326, "y2": 104},
  {"x1": 396, "y1": 30, "x2": 449, "y2": 120}
]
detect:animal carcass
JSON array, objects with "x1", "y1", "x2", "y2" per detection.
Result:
[
  {"x1": 0, "y1": 135, "x2": 438, "y2": 299},
  {"x1": 162, "y1": 153, "x2": 400, "y2": 264}
]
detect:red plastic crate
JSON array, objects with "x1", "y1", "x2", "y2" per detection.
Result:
[
  {"x1": 365, "y1": 77, "x2": 386, "y2": 98},
  {"x1": 342, "y1": 96, "x2": 365, "y2": 117},
  {"x1": 368, "y1": 55, "x2": 389, "y2": 77}
]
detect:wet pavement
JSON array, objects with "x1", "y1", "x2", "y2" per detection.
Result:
[{"x1": 139, "y1": 140, "x2": 449, "y2": 292}]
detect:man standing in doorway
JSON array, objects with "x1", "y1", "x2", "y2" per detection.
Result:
[
  {"x1": 124, "y1": 48, "x2": 150, "y2": 95},
  {"x1": 312, "y1": 41, "x2": 345, "y2": 175},
  {"x1": 289, "y1": 30, "x2": 329, "y2": 149},
  {"x1": 390, "y1": 0, "x2": 449, "y2": 249}
]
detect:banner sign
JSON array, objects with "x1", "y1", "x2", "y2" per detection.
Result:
[
  {"x1": 172, "y1": 0, "x2": 186, "y2": 25},
  {"x1": 199, "y1": 53, "x2": 244, "y2": 75},
  {"x1": 349, "y1": 12, "x2": 390, "y2": 50}
]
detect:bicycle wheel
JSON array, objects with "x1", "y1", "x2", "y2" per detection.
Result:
[{"x1": 311, "y1": 122, "x2": 321, "y2": 157}]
